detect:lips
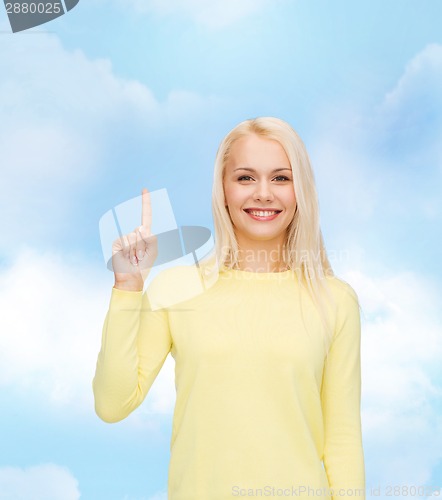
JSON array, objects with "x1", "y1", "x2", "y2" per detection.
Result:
[
  {"x1": 243, "y1": 209, "x2": 282, "y2": 214},
  {"x1": 243, "y1": 209, "x2": 282, "y2": 221}
]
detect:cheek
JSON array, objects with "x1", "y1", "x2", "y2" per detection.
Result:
[
  {"x1": 224, "y1": 184, "x2": 243, "y2": 207},
  {"x1": 284, "y1": 187, "x2": 296, "y2": 208}
]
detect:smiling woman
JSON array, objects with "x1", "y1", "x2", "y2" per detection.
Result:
[
  {"x1": 212, "y1": 117, "x2": 339, "y2": 345},
  {"x1": 92, "y1": 116, "x2": 366, "y2": 500}
]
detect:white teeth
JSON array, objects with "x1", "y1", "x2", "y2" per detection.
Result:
[{"x1": 248, "y1": 210, "x2": 279, "y2": 217}]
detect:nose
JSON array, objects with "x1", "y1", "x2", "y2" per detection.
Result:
[{"x1": 253, "y1": 180, "x2": 275, "y2": 202}]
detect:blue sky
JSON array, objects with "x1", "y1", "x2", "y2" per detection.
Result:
[{"x1": 0, "y1": 0, "x2": 441, "y2": 498}]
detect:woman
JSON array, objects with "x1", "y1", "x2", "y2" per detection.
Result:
[{"x1": 93, "y1": 117, "x2": 366, "y2": 499}]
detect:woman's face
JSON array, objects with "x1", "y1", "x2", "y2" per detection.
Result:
[{"x1": 223, "y1": 133, "x2": 297, "y2": 249}]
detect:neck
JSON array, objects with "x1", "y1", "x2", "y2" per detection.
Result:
[{"x1": 233, "y1": 240, "x2": 288, "y2": 273}]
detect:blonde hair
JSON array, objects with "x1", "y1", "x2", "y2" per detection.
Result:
[{"x1": 201, "y1": 117, "x2": 339, "y2": 355}]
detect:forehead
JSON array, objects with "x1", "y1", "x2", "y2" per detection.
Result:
[{"x1": 225, "y1": 134, "x2": 290, "y2": 171}]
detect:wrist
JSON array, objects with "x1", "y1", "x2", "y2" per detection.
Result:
[{"x1": 113, "y1": 281, "x2": 143, "y2": 292}]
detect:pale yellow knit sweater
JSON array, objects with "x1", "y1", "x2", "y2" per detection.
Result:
[{"x1": 93, "y1": 264, "x2": 365, "y2": 500}]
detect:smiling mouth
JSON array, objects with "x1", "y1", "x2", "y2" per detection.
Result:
[
  {"x1": 243, "y1": 209, "x2": 283, "y2": 221},
  {"x1": 243, "y1": 209, "x2": 282, "y2": 216}
]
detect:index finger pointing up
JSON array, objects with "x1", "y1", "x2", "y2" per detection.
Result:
[{"x1": 141, "y1": 187, "x2": 152, "y2": 232}]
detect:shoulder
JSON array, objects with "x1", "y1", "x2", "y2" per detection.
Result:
[
  {"x1": 324, "y1": 275, "x2": 361, "y2": 337},
  {"x1": 324, "y1": 274, "x2": 359, "y2": 304},
  {"x1": 144, "y1": 264, "x2": 211, "y2": 309},
  {"x1": 320, "y1": 274, "x2": 361, "y2": 324}
]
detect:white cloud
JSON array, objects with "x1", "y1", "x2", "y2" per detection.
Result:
[
  {"x1": 310, "y1": 43, "x2": 442, "y2": 262},
  {"x1": 0, "y1": 246, "x2": 175, "y2": 418},
  {"x1": 342, "y1": 269, "x2": 442, "y2": 489},
  {"x1": 0, "y1": 30, "x2": 225, "y2": 256},
  {"x1": 0, "y1": 463, "x2": 80, "y2": 500},
  {"x1": 112, "y1": 0, "x2": 282, "y2": 29},
  {"x1": 0, "y1": 33, "x2": 135, "y2": 252},
  {"x1": 375, "y1": 42, "x2": 442, "y2": 172},
  {"x1": 381, "y1": 42, "x2": 442, "y2": 114}
]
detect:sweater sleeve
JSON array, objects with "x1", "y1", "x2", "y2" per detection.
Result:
[
  {"x1": 320, "y1": 282, "x2": 366, "y2": 499},
  {"x1": 92, "y1": 286, "x2": 172, "y2": 423}
]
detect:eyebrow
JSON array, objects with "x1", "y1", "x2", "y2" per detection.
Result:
[{"x1": 233, "y1": 167, "x2": 292, "y2": 173}]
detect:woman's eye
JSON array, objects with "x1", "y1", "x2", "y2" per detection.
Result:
[{"x1": 237, "y1": 175, "x2": 292, "y2": 182}]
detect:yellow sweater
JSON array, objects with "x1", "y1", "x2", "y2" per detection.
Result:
[{"x1": 93, "y1": 264, "x2": 365, "y2": 500}]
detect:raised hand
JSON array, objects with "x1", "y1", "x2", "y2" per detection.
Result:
[{"x1": 111, "y1": 188, "x2": 159, "y2": 291}]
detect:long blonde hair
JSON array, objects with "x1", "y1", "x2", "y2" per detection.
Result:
[{"x1": 201, "y1": 117, "x2": 339, "y2": 355}]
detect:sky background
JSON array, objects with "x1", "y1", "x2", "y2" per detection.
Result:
[{"x1": 0, "y1": 0, "x2": 442, "y2": 498}]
